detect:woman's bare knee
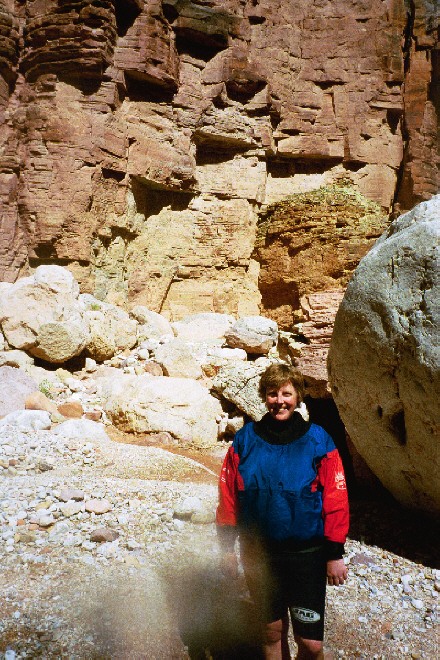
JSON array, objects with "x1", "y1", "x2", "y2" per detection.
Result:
[
  {"x1": 265, "y1": 618, "x2": 283, "y2": 644},
  {"x1": 294, "y1": 635, "x2": 323, "y2": 659}
]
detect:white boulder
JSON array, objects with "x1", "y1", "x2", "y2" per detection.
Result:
[
  {"x1": 52, "y1": 418, "x2": 111, "y2": 443},
  {"x1": 0, "y1": 409, "x2": 51, "y2": 431},
  {"x1": 212, "y1": 359, "x2": 272, "y2": 420},
  {"x1": 99, "y1": 373, "x2": 223, "y2": 447},
  {"x1": 0, "y1": 266, "x2": 89, "y2": 363},
  {"x1": 0, "y1": 366, "x2": 39, "y2": 417},
  {"x1": 329, "y1": 196, "x2": 440, "y2": 514},
  {"x1": 81, "y1": 295, "x2": 138, "y2": 362},
  {"x1": 130, "y1": 306, "x2": 174, "y2": 341},
  {"x1": 225, "y1": 316, "x2": 278, "y2": 354},
  {"x1": 172, "y1": 313, "x2": 235, "y2": 343}
]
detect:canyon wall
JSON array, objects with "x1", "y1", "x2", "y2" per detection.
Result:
[{"x1": 0, "y1": 0, "x2": 438, "y2": 323}]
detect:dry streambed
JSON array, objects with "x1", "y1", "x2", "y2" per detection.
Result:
[{"x1": 0, "y1": 422, "x2": 439, "y2": 659}]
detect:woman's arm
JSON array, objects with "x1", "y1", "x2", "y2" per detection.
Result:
[
  {"x1": 216, "y1": 445, "x2": 241, "y2": 577},
  {"x1": 317, "y1": 447, "x2": 350, "y2": 585}
]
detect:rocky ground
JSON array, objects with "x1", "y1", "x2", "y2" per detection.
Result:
[
  {"x1": 0, "y1": 353, "x2": 439, "y2": 660},
  {"x1": 1, "y1": 430, "x2": 439, "y2": 660}
]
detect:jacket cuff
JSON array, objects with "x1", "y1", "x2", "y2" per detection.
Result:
[
  {"x1": 325, "y1": 540, "x2": 345, "y2": 560},
  {"x1": 216, "y1": 525, "x2": 238, "y2": 552}
]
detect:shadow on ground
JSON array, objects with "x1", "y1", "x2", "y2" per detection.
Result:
[{"x1": 349, "y1": 494, "x2": 440, "y2": 568}]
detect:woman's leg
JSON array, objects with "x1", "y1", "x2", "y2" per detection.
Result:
[
  {"x1": 263, "y1": 613, "x2": 291, "y2": 660},
  {"x1": 293, "y1": 634, "x2": 324, "y2": 660}
]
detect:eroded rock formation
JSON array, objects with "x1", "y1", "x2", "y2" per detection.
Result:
[
  {"x1": 0, "y1": 0, "x2": 438, "y2": 321},
  {"x1": 328, "y1": 196, "x2": 440, "y2": 513}
]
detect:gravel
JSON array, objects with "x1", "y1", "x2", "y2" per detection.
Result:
[{"x1": 0, "y1": 360, "x2": 438, "y2": 658}]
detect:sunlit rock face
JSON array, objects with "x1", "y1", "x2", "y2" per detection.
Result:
[
  {"x1": 0, "y1": 0, "x2": 438, "y2": 320},
  {"x1": 328, "y1": 196, "x2": 440, "y2": 514}
]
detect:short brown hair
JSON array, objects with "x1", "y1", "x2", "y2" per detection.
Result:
[{"x1": 258, "y1": 363, "x2": 305, "y2": 403}]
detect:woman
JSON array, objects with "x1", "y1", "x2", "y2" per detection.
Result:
[{"x1": 216, "y1": 363, "x2": 349, "y2": 659}]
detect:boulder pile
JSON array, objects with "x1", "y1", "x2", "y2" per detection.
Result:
[{"x1": 0, "y1": 265, "x2": 291, "y2": 449}]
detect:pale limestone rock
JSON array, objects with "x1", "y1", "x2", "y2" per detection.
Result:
[
  {"x1": 0, "y1": 267, "x2": 89, "y2": 363},
  {"x1": 191, "y1": 345, "x2": 248, "y2": 375},
  {"x1": 32, "y1": 321, "x2": 89, "y2": 364},
  {"x1": 26, "y1": 366, "x2": 64, "y2": 393},
  {"x1": 225, "y1": 316, "x2": 278, "y2": 354},
  {"x1": 85, "y1": 499, "x2": 113, "y2": 515},
  {"x1": 0, "y1": 350, "x2": 34, "y2": 370},
  {"x1": 60, "y1": 501, "x2": 84, "y2": 517},
  {"x1": 58, "y1": 488, "x2": 85, "y2": 502},
  {"x1": 52, "y1": 419, "x2": 110, "y2": 443},
  {"x1": 81, "y1": 294, "x2": 138, "y2": 361},
  {"x1": 99, "y1": 373, "x2": 222, "y2": 448},
  {"x1": 212, "y1": 360, "x2": 272, "y2": 420},
  {"x1": 329, "y1": 196, "x2": 440, "y2": 514},
  {"x1": 153, "y1": 339, "x2": 247, "y2": 379},
  {"x1": 0, "y1": 409, "x2": 51, "y2": 431},
  {"x1": 173, "y1": 496, "x2": 204, "y2": 520},
  {"x1": 130, "y1": 306, "x2": 174, "y2": 341},
  {"x1": 152, "y1": 339, "x2": 203, "y2": 379},
  {"x1": 171, "y1": 313, "x2": 235, "y2": 343},
  {"x1": 0, "y1": 366, "x2": 39, "y2": 417},
  {"x1": 33, "y1": 265, "x2": 80, "y2": 296}
]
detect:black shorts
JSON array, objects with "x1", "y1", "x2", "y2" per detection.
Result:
[{"x1": 241, "y1": 541, "x2": 327, "y2": 641}]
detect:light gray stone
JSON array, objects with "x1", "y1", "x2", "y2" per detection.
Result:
[
  {"x1": 52, "y1": 419, "x2": 110, "y2": 443},
  {"x1": 152, "y1": 339, "x2": 203, "y2": 379},
  {"x1": 99, "y1": 373, "x2": 222, "y2": 447},
  {"x1": 81, "y1": 295, "x2": 138, "y2": 362},
  {"x1": 212, "y1": 359, "x2": 271, "y2": 420},
  {"x1": 0, "y1": 266, "x2": 89, "y2": 363},
  {"x1": 225, "y1": 316, "x2": 278, "y2": 354},
  {"x1": 171, "y1": 313, "x2": 235, "y2": 343},
  {"x1": 329, "y1": 196, "x2": 440, "y2": 514},
  {"x1": 0, "y1": 409, "x2": 51, "y2": 431},
  {"x1": 0, "y1": 350, "x2": 34, "y2": 370},
  {"x1": 130, "y1": 306, "x2": 174, "y2": 341},
  {"x1": 0, "y1": 366, "x2": 39, "y2": 417}
]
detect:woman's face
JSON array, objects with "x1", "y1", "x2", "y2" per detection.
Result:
[{"x1": 265, "y1": 381, "x2": 298, "y2": 421}]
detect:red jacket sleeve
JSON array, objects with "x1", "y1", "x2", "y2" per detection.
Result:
[
  {"x1": 216, "y1": 445, "x2": 240, "y2": 527},
  {"x1": 317, "y1": 448, "x2": 349, "y2": 544}
]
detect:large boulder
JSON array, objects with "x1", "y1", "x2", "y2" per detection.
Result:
[
  {"x1": 152, "y1": 339, "x2": 247, "y2": 379},
  {"x1": 224, "y1": 316, "x2": 278, "y2": 354},
  {"x1": 171, "y1": 313, "x2": 235, "y2": 343},
  {"x1": 0, "y1": 366, "x2": 39, "y2": 417},
  {"x1": 0, "y1": 266, "x2": 89, "y2": 363},
  {"x1": 152, "y1": 339, "x2": 203, "y2": 379},
  {"x1": 212, "y1": 359, "x2": 271, "y2": 420},
  {"x1": 98, "y1": 374, "x2": 223, "y2": 448},
  {"x1": 130, "y1": 306, "x2": 174, "y2": 342},
  {"x1": 328, "y1": 197, "x2": 440, "y2": 514},
  {"x1": 81, "y1": 295, "x2": 138, "y2": 362}
]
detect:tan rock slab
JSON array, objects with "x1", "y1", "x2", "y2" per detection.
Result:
[
  {"x1": 25, "y1": 391, "x2": 58, "y2": 416},
  {"x1": 85, "y1": 499, "x2": 113, "y2": 515},
  {"x1": 57, "y1": 401, "x2": 84, "y2": 419}
]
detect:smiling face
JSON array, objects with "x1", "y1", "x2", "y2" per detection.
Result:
[{"x1": 265, "y1": 380, "x2": 298, "y2": 421}]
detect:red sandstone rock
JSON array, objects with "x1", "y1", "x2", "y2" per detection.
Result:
[{"x1": 0, "y1": 0, "x2": 437, "y2": 317}]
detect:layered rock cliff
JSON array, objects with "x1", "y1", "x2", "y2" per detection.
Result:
[{"x1": 0, "y1": 0, "x2": 438, "y2": 322}]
